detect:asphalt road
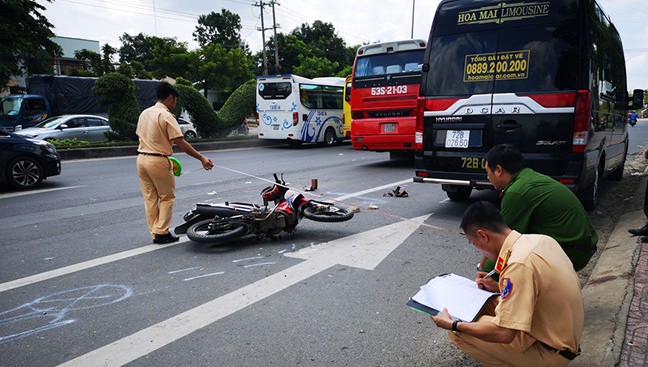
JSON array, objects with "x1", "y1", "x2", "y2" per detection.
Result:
[
  {"x1": 1, "y1": 124, "x2": 645, "y2": 367},
  {"x1": 0, "y1": 143, "x2": 494, "y2": 367}
]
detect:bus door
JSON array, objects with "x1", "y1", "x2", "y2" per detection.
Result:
[{"x1": 343, "y1": 75, "x2": 352, "y2": 138}]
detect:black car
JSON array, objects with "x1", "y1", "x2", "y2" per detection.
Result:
[{"x1": 0, "y1": 128, "x2": 61, "y2": 189}]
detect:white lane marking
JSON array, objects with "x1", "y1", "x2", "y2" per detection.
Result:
[
  {"x1": 57, "y1": 214, "x2": 430, "y2": 367},
  {"x1": 243, "y1": 262, "x2": 276, "y2": 268},
  {"x1": 0, "y1": 240, "x2": 186, "y2": 294},
  {"x1": 232, "y1": 256, "x2": 264, "y2": 263},
  {"x1": 168, "y1": 267, "x2": 201, "y2": 274},
  {"x1": 0, "y1": 178, "x2": 411, "y2": 294},
  {"x1": 0, "y1": 186, "x2": 85, "y2": 200},
  {"x1": 183, "y1": 272, "x2": 225, "y2": 281}
]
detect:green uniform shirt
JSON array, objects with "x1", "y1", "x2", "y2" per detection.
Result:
[
  {"x1": 483, "y1": 168, "x2": 598, "y2": 279},
  {"x1": 500, "y1": 168, "x2": 598, "y2": 270}
]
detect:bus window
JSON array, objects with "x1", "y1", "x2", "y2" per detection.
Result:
[
  {"x1": 258, "y1": 82, "x2": 292, "y2": 100},
  {"x1": 299, "y1": 84, "x2": 343, "y2": 109}
]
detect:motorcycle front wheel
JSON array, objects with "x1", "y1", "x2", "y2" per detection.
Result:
[
  {"x1": 186, "y1": 219, "x2": 247, "y2": 243},
  {"x1": 303, "y1": 203, "x2": 354, "y2": 222}
]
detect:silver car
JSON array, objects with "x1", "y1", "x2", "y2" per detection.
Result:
[{"x1": 16, "y1": 115, "x2": 112, "y2": 142}]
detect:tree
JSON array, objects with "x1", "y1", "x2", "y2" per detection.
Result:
[
  {"x1": 190, "y1": 43, "x2": 254, "y2": 97},
  {"x1": 71, "y1": 49, "x2": 102, "y2": 76},
  {"x1": 193, "y1": 9, "x2": 243, "y2": 49},
  {"x1": 118, "y1": 33, "x2": 189, "y2": 79},
  {"x1": 260, "y1": 21, "x2": 353, "y2": 78},
  {"x1": 68, "y1": 44, "x2": 116, "y2": 77},
  {"x1": 293, "y1": 56, "x2": 339, "y2": 79},
  {"x1": 0, "y1": 0, "x2": 62, "y2": 87}
]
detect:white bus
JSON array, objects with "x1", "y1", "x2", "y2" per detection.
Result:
[{"x1": 256, "y1": 74, "x2": 345, "y2": 146}]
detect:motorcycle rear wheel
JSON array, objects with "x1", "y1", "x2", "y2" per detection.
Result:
[
  {"x1": 303, "y1": 204, "x2": 354, "y2": 222},
  {"x1": 186, "y1": 219, "x2": 247, "y2": 243}
]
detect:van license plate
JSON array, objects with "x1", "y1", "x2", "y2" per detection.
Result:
[
  {"x1": 383, "y1": 123, "x2": 395, "y2": 133},
  {"x1": 445, "y1": 130, "x2": 470, "y2": 148},
  {"x1": 272, "y1": 125, "x2": 279, "y2": 130}
]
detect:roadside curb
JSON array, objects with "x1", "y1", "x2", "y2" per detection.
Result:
[
  {"x1": 57, "y1": 138, "x2": 284, "y2": 160},
  {"x1": 574, "y1": 174, "x2": 648, "y2": 366}
]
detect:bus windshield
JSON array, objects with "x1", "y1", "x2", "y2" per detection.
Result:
[
  {"x1": 258, "y1": 82, "x2": 292, "y2": 100},
  {"x1": 354, "y1": 50, "x2": 424, "y2": 78}
]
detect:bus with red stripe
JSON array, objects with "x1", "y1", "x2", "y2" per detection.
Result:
[
  {"x1": 414, "y1": 0, "x2": 644, "y2": 209},
  {"x1": 350, "y1": 40, "x2": 426, "y2": 157}
]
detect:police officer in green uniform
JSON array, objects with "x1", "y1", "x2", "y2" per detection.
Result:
[{"x1": 480, "y1": 144, "x2": 598, "y2": 274}]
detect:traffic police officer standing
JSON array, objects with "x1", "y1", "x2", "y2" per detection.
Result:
[{"x1": 136, "y1": 82, "x2": 213, "y2": 244}]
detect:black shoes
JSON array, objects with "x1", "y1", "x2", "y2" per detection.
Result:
[
  {"x1": 642, "y1": 236, "x2": 648, "y2": 243},
  {"x1": 153, "y1": 233, "x2": 179, "y2": 244},
  {"x1": 628, "y1": 225, "x2": 648, "y2": 236}
]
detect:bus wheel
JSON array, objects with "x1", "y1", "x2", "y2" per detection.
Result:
[
  {"x1": 288, "y1": 140, "x2": 302, "y2": 148},
  {"x1": 324, "y1": 127, "x2": 336, "y2": 146},
  {"x1": 445, "y1": 186, "x2": 472, "y2": 201}
]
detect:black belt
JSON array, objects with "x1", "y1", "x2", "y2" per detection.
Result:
[
  {"x1": 138, "y1": 151, "x2": 168, "y2": 157},
  {"x1": 540, "y1": 342, "x2": 580, "y2": 360}
]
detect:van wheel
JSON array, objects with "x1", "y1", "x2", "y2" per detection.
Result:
[
  {"x1": 446, "y1": 186, "x2": 472, "y2": 201},
  {"x1": 324, "y1": 127, "x2": 336, "y2": 146},
  {"x1": 580, "y1": 164, "x2": 601, "y2": 210},
  {"x1": 608, "y1": 142, "x2": 627, "y2": 181}
]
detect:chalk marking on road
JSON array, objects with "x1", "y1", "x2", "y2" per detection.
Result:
[
  {"x1": 0, "y1": 284, "x2": 132, "y2": 344},
  {"x1": 0, "y1": 179, "x2": 412, "y2": 294},
  {"x1": 57, "y1": 214, "x2": 430, "y2": 367},
  {"x1": 0, "y1": 186, "x2": 85, "y2": 200},
  {"x1": 183, "y1": 272, "x2": 225, "y2": 281},
  {"x1": 0, "y1": 241, "x2": 186, "y2": 294}
]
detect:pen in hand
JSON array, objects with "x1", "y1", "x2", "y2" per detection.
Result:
[{"x1": 482, "y1": 268, "x2": 497, "y2": 279}]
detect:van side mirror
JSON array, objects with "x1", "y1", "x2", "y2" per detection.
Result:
[{"x1": 632, "y1": 89, "x2": 644, "y2": 110}]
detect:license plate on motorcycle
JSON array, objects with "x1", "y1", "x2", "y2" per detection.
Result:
[
  {"x1": 445, "y1": 130, "x2": 470, "y2": 148},
  {"x1": 383, "y1": 123, "x2": 396, "y2": 133}
]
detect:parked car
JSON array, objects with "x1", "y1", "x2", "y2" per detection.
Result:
[
  {"x1": 0, "y1": 128, "x2": 61, "y2": 189},
  {"x1": 177, "y1": 118, "x2": 198, "y2": 139},
  {"x1": 15, "y1": 114, "x2": 112, "y2": 142}
]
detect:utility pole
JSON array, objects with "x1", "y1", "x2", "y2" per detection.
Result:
[
  {"x1": 411, "y1": 0, "x2": 415, "y2": 39},
  {"x1": 254, "y1": 1, "x2": 269, "y2": 75},
  {"x1": 271, "y1": 1, "x2": 281, "y2": 74},
  {"x1": 255, "y1": 1, "x2": 281, "y2": 75}
]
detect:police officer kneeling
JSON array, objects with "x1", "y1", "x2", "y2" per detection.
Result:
[{"x1": 431, "y1": 201, "x2": 583, "y2": 367}]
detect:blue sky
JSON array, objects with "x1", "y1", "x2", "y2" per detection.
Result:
[{"x1": 38, "y1": 0, "x2": 648, "y2": 91}]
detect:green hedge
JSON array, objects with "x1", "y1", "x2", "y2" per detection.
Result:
[
  {"x1": 174, "y1": 83, "x2": 223, "y2": 138},
  {"x1": 218, "y1": 79, "x2": 256, "y2": 130},
  {"x1": 92, "y1": 72, "x2": 140, "y2": 141}
]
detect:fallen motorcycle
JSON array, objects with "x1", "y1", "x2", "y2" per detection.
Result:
[{"x1": 174, "y1": 174, "x2": 354, "y2": 244}]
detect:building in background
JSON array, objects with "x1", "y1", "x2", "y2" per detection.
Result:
[
  {"x1": 50, "y1": 36, "x2": 100, "y2": 76},
  {"x1": 2, "y1": 36, "x2": 99, "y2": 96}
]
